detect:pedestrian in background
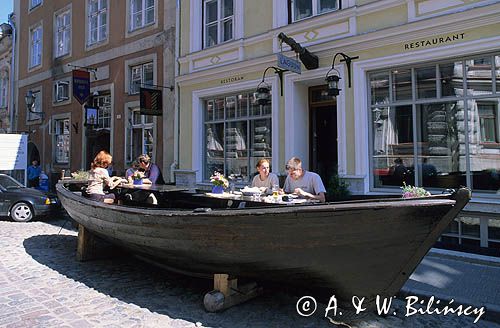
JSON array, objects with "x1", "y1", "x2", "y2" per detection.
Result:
[{"x1": 27, "y1": 160, "x2": 41, "y2": 188}]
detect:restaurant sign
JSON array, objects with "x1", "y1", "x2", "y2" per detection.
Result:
[
  {"x1": 404, "y1": 33, "x2": 465, "y2": 50},
  {"x1": 277, "y1": 53, "x2": 301, "y2": 74},
  {"x1": 72, "y1": 70, "x2": 90, "y2": 105}
]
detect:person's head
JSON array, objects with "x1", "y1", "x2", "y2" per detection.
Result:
[
  {"x1": 256, "y1": 159, "x2": 270, "y2": 178},
  {"x1": 395, "y1": 157, "x2": 403, "y2": 165},
  {"x1": 286, "y1": 157, "x2": 304, "y2": 180},
  {"x1": 92, "y1": 151, "x2": 112, "y2": 169},
  {"x1": 137, "y1": 154, "x2": 151, "y2": 170},
  {"x1": 130, "y1": 160, "x2": 140, "y2": 170},
  {"x1": 32, "y1": 160, "x2": 38, "y2": 166}
]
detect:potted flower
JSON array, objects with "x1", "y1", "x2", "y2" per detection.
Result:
[
  {"x1": 210, "y1": 172, "x2": 229, "y2": 194},
  {"x1": 401, "y1": 183, "x2": 431, "y2": 198},
  {"x1": 132, "y1": 171, "x2": 145, "y2": 185}
]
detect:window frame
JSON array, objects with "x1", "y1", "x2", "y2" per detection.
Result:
[
  {"x1": 125, "y1": 106, "x2": 156, "y2": 164},
  {"x1": 53, "y1": 117, "x2": 71, "y2": 165},
  {"x1": 0, "y1": 71, "x2": 8, "y2": 109},
  {"x1": 202, "y1": 90, "x2": 273, "y2": 182},
  {"x1": 128, "y1": 0, "x2": 156, "y2": 32},
  {"x1": 54, "y1": 9, "x2": 72, "y2": 58},
  {"x1": 203, "y1": 0, "x2": 234, "y2": 49},
  {"x1": 53, "y1": 80, "x2": 70, "y2": 104},
  {"x1": 367, "y1": 52, "x2": 500, "y2": 194},
  {"x1": 26, "y1": 87, "x2": 43, "y2": 122},
  {"x1": 30, "y1": 0, "x2": 42, "y2": 11},
  {"x1": 87, "y1": 0, "x2": 108, "y2": 47},
  {"x1": 92, "y1": 93, "x2": 112, "y2": 130},
  {"x1": 129, "y1": 62, "x2": 154, "y2": 94},
  {"x1": 290, "y1": 0, "x2": 340, "y2": 23},
  {"x1": 29, "y1": 24, "x2": 43, "y2": 69}
]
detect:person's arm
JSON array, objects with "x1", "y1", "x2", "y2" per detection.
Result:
[
  {"x1": 294, "y1": 188, "x2": 325, "y2": 202},
  {"x1": 147, "y1": 164, "x2": 160, "y2": 184}
]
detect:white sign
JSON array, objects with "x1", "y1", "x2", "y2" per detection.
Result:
[
  {"x1": 277, "y1": 53, "x2": 301, "y2": 74},
  {"x1": 0, "y1": 134, "x2": 28, "y2": 170}
]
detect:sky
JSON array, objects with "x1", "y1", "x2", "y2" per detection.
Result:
[{"x1": 0, "y1": 1, "x2": 13, "y2": 23}]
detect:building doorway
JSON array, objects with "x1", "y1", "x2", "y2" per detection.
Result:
[
  {"x1": 85, "y1": 129, "x2": 110, "y2": 170},
  {"x1": 309, "y1": 86, "x2": 337, "y2": 187}
]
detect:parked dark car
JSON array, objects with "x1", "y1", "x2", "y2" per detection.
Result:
[{"x1": 0, "y1": 174, "x2": 59, "y2": 222}]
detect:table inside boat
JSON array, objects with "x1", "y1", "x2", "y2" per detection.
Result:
[
  {"x1": 202, "y1": 192, "x2": 320, "y2": 206},
  {"x1": 113, "y1": 183, "x2": 318, "y2": 209}
]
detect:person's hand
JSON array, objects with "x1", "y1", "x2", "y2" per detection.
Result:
[
  {"x1": 294, "y1": 188, "x2": 306, "y2": 197},
  {"x1": 143, "y1": 178, "x2": 153, "y2": 184}
]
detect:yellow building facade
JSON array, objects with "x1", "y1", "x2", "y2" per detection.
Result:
[{"x1": 176, "y1": 1, "x2": 500, "y2": 252}]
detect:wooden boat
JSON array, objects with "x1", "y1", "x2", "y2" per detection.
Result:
[{"x1": 56, "y1": 182, "x2": 470, "y2": 309}]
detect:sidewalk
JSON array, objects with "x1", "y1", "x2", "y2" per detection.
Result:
[{"x1": 400, "y1": 248, "x2": 500, "y2": 323}]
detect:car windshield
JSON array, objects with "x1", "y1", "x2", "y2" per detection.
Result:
[{"x1": 0, "y1": 175, "x2": 24, "y2": 189}]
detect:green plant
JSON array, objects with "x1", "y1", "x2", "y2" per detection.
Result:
[
  {"x1": 326, "y1": 171, "x2": 350, "y2": 201},
  {"x1": 70, "y1": 170, "x2": 90, "y2": 181}
]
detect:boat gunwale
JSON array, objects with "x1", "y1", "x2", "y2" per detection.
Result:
[{"x1": 56, "y1": 183, "x2": 459, "y2": 218}]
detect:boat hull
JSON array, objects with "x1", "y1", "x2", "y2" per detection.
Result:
[{"x1": 57, "y1": 184, "x2": 470, "y2": 305}]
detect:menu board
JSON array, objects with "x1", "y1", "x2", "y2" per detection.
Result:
[{"x1": 0, "y1": 134, "x2": 28, "y2": 170}]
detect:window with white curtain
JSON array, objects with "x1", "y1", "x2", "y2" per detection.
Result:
[
  {"x1": 30, "y1": 25, "x2": 42, "y2": 68},
  {"x1": 130, "y1": 0, "x2": 155, "y2": 31},
  {"x1": 55, "y1": 10, "x2": 71, "y2": 57},
  {"x1": 203, "y1": 0, "x2": 233, "y2": 48},
  {"x1": 88, "y1": 0, "x2": 107, "y2": 45}
]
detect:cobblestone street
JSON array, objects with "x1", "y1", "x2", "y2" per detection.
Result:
[{"x1": 0, "y1": 216, "x2": 498, "y2": 328}]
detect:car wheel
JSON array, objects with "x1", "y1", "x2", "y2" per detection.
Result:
[{"x1": 10, "y1": 202, "x2": 34, "y2": 222}]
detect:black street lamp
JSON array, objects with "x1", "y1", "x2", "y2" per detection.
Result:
[
  {"x1": 25, "y1": 90, "x2": 44, "y2": 119},
  {"x1": 254, "y1": 66, "x2": 287, "y2": 105},
  {"x1": 325, "y1": 52, "x2": 359, "y2": 97}
]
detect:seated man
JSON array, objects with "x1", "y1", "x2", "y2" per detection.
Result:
[
  {"x1": 137, "y1": 154, "x2": 165, "y2": 184},
  {"x1": 283, "y1": 157, "x2": 326, "y2": 202}
]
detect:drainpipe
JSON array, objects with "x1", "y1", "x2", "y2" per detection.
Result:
[
  {"x1": 7, "y1": 13, "x2": 16, "y2": 134},
  {"x1": 170, "y1": 0, "x2": 181, "y2": 183}
]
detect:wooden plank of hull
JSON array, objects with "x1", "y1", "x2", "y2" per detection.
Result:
[{"x1": 56, "y1": 183, "x2": 470, "y2": 306}]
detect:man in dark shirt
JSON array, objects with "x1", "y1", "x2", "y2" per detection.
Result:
[{"x1": 137, "y1": 154, "x2": 165, "y2": 184}]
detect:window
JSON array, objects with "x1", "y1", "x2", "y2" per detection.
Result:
[
  {"x1": 54, "y1": 118, "x2": 70, "y2": 164},
  {"x1": 130, "y1": 0, "x2": 155, "y2": 31},
  {"x1": 30, "y1": 25, "x2": 42, "y2": 68},
  {"x1": 369, "y1": 53, "x2": 500, "y2": 194},
  {"x1": 93, "y1": 94, "x2": 111, "y2": 129},
  {"x1": 478, "y1": 103, "x2": 498, "y2": 143},
  {"x1": 204, "y1": 91, "x2": 272, "y2": 181},
  {"x1": 0, "y1": 71, "x2": 8, "y2": 108},
  {"x1": 27, "y1": 90, "x2": 42, "y2": 121},
  {"x1": 55, "y1": 10, "x2": 71, "y2": 57},
  {"x1": 88, "y1": 0, "x2": 107, "y2": 45},
  {"x1": 53, "y1": 81, "x2": 69, "y2": 102},
  {"x1": 130, "y1": 62, "x2": 153, "y2": 94},
  {"x1": 203, "y1": 0, "x2": 233, "y2": 48},
  {"x1": 126, "y1": 107, "x2": 154, "y2": 163},
  {"x1": 30, "y1": 0, "x2": 42, "y2": 10},
  {"x1": 290, "y1": 0, "x2": 339, "y2": 22}
]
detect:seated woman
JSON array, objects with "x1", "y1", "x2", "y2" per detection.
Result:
[
  {"x1": 86, "y1": 150, "x2": 122, "y2": 204},
  {"x1": 250, "y1": 159, "x2": 279, "y2": 194},
  {"x1": 125, "y1": 160, "x2": 140, "y2": 184}
]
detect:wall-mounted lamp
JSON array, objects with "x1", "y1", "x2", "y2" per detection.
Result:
[
  {"x1": 325, "y1": 52, "x2": 359, "y2": 97},
  {"x1": 254, "y1": 66, "x2": 287, "y2": 105},
  {"x1": 25, "y1": 90, "x2": 44, "y2": 119}
]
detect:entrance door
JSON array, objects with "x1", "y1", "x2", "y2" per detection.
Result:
[
  {"x1": 309, "y1": 86, "x2": 337, "y2": 187},
  {"x1": 86, "y1": 129, "x2": 110, "y2": 169}
]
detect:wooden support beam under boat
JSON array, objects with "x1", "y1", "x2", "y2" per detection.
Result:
[
  {"x1": 76, "y1": 224, "x2": 97, "y2": 261},
  {"x1": 203, "y1": 274, "x2": 263, "y2": 312}
]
